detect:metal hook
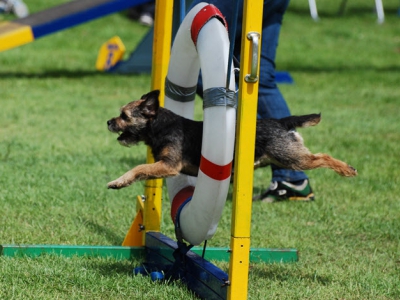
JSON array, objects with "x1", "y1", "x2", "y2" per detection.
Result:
[{"x1": 244, "y1": 32, "x2": 260, "y2": 83}]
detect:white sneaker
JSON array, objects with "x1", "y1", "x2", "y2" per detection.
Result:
[{"x1": 139, "y1": 13, "x2": 153, "y2": 27}]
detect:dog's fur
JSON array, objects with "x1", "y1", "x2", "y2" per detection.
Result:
[{"x1": 107, "y1": 90, "x2": 357, "y2": 189}]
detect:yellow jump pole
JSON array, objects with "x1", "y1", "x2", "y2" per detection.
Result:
[
  {"x1": 228, "y1": 0, "x2": 263, "y2": 299},
  {"x1": 143, "y1": 0, "x2": 174, "y2": 242},
  {"x1": 123, "y1": 0, "x2": 174, "y2": 246}
]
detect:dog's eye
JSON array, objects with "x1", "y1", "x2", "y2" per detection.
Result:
[{"x1": 120, "y1": 112, "x2": 128, "y2": 120}]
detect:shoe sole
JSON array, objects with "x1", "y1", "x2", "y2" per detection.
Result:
[
  {"x1": 288, "y1": 193, "x2": 315, "y2": 201},
  {"x1": 261, "y1": 193, "x2": 315, "y2": 203}
]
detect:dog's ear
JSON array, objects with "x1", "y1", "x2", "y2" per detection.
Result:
[{"x1": 140, "y1": 90, "x2": 160, "y2": 118}]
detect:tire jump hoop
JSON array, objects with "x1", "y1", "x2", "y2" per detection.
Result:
[{"x1": 165, "y1": 3, "x2": 237, "y2": 246}]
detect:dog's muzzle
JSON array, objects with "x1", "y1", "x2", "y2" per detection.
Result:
[{"x1": 107, "y1": 119, "x2": 119, "y2": 133}]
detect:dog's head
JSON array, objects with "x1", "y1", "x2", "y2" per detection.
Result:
[{"x1": 107, "y1": 90, "x2": 160, "y2": 147}]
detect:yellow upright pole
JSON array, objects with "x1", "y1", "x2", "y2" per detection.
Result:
[
  {"x1": 122, "y1": 0, "x2": 173, "y2": 246},
  {"x1": 142, "y1": 0, "x2": 174, "y2": 242},
  {"x1": 228, "y1": 0, "x2": 263, "y2": 299}
]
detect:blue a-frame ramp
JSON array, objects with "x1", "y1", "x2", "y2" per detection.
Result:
[{"x1": 0, "y1": 0, "x2": 151, "y2": 52}]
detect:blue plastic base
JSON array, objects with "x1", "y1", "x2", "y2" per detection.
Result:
[
  {"x1": 150, "y1": 271, "x2": 165, "y2": 282},
  {"x1": 145, "y1": 232, "x2": 228, "y2": 300}
]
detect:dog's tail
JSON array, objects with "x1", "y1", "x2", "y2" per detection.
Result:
[{"x1": 277, "y1": 113, "x2": 321, "y2": 131}]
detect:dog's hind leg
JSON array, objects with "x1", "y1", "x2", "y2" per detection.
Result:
[
  {"x1": 107, "y1": 161, "x2": 181, "y2": 189},
  {"x1": 296, "y1": 153, "x2": 357, "y2": 177}
]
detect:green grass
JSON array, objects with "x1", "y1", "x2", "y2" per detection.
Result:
[{"x1": 1, "y1": 0, "x2": 400, "y2": 299}]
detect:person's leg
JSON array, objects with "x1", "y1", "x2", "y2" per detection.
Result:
[{"x1": 254, "y1": 0, "x2": 314, "y2": 201}]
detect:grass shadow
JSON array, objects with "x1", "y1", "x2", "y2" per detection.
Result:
[
  {"x1": 99, "y1": 262, "x2": 134, "y2": 276},
  {"x1": 89, "y1": 259, "x2": 138, "y2": 277},
  {"x1": 1, "y1": 65, "x2": 398, "y2": 82},
  {"x1": 0, "y1": 69, "x2": 146, "y2": 79},
  {"x1": 79, "y1": 218, "x2": 124, "y2": 245}
]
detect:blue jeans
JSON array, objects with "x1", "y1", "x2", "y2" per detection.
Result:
[{"x1": 189, "y1": 0, "x2": 308, "y2": 183}]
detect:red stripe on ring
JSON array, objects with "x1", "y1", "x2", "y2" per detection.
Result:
[
  {"x1": 200, "y1": 155, "x2": 232, "y2": 181},
  {"x1": 170, "y1": 186, "x2": 195, "y2": 224},
  {"x1": 191, "y1": 4, "x2": 228, "y2": 46}
]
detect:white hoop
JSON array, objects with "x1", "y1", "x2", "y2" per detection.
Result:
[{"x1": 165, "y1": 3, "x2": 236, "y2": 245}]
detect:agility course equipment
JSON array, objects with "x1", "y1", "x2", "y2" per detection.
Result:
[
  {"x1": 97, "y1": 0, "x2": 192, "y2": 75},
  {"x1": 0, "y1": 0, "x2": 152, "y2": 52},
  {"x1": 1, "y1": 233, "x2": 298, "y2": 299},
  {"x1": 0, "y1": 239, "x2": 298, "y2": 263},
  {"x1": 121, "y1": 1, "x2": 298, "y2": 298},
  {"x1": 164, "y1": 3, "x2": 236, "y2": 246},
  {"x1": 96, "y1": 36, "x2": 126, "y2": 71},
  {"x1": 1, "y1": 238, "x2": 298, "y2": 263},
  {"x1": 1, "y1": 1, "x2": 299, "y2": 298},
  {"x1": 308, "y1": 0, "x2": 385, "y2": 23}
]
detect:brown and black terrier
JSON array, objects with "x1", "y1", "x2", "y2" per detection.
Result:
[{"x1": 106, "y1": 90, "x2": 357, "y2": 189}]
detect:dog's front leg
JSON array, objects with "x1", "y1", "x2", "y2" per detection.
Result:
[{"x1": 107, "y1": 161, "x2": 180, "y2": 189}]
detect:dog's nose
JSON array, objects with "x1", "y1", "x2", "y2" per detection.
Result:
[{"x1": 107, "y1": 120, "x2": 111, "y2": 126}]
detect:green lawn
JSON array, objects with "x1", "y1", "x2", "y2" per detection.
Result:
[{"x1": 1, "y1": 0, "x2": 399, "y2": 299}]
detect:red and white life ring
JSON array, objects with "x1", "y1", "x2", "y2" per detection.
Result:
[{"x1": 164, "y1": 3, "x2": 236, "y2": 245}]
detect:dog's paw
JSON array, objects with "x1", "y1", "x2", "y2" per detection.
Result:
[
  {"x1": 108, "y1": 170, "x2": 137, "y2": 189},
  {"x1": 341, "y1": 164, "x2": 358, "y2": 177},
  {"x1": 348, "y1": 165, "x2": 358, "y2": 176},
  {"x1": 107, "y1": 179, "x2": 126, "y2": 189}
]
